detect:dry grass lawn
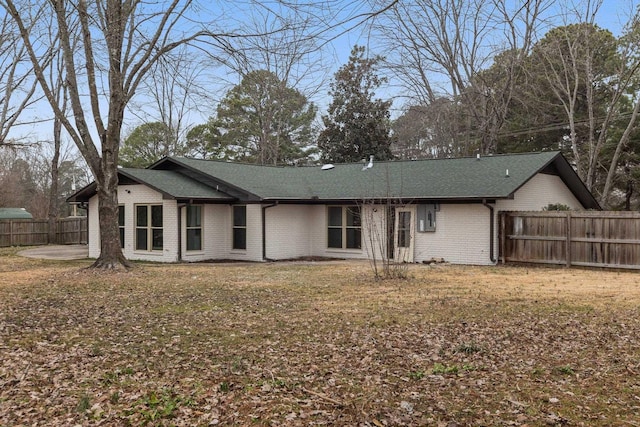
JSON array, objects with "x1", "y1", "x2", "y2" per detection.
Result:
[{"x1": 1, "y1": 247, "x2": 640, "y2": 426}]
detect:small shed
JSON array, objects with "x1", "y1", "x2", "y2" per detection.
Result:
[{"x1": 0, "y1": 208, "x2": 33, "y2": 220}]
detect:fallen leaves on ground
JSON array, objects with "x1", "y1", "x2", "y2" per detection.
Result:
[{"x1": 1, "y1": 249, "x2": 640, "y2": 426}]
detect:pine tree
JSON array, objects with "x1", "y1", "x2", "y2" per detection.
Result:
[{"x1": 216, "y1": 70, "x2": 317, "y2": 165}]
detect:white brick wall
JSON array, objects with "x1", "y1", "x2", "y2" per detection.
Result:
[
  {"x1": 496, "y1": 173, "x2": 582, "y2": 211},
  {"x1": 308, "y1": 205, "x2": 327, "y2": 257},
  {"x1": 264, "y1": 205, "x2": 313, "y2": 259},
  {"x1": 210, "y1": 205, "x2": 231, "y2": 259},
  {"x1": 87, "y1": 172, "x2": 586, "y2": 265},
  {"x1": 264, "y1": 204, "x2": 384, "y2": 261},
  {"x1": 88, "y1": 197, "x2": 100, "y2": 258},
  {"x1": 182, "y1": 203, "x2": 264, "y2": 262},
  {"x1": 88, "y1": 185, "x2": 178, "y2": 262},
  {"x1": 413, "y1": 204, "x2": 492, "y2": 265},
  {"x1": 412, "y1": 173, "x2": 587, "y2": 266}
]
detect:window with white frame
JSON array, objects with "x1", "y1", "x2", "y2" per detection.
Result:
[
  {"x1": 186, "y1": 205, "x2": 202, "y2": 251},
  {"x1": 327, "y1": 206, "x2": 361, "y2": 249},
  {"x1": 232, "y1": 205, "x2": 247, "y2": 250},
  {"x1": 135, "y1": 204, "x2": 163, "y2": 251},
  {"x1": 118, "y1": 205, "x2": 125, "y2": 248}
]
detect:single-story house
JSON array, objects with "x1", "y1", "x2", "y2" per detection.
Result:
[
  {"x1": 0, "y1": 208, "x2": 33, "y2": 220},
  {"x1": 68, "y1": 151, "x2": 599, "y2": 265}
]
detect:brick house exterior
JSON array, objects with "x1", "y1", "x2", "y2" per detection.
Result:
[{"x1": 71, "y1": 152, "x2": 599, "y2": 265}]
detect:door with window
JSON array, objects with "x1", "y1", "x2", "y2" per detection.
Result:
[{"x1": 394, "y1": 207, "x2": 415, "y2": 263}]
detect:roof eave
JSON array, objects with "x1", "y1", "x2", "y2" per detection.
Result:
[
  {"x1": 549, "y1": 154, "x2": 601, "y2": 210},
  {"x1": 66, "y1": 181, "x2": 97, "y2": 203},
  {"x1": 175, "y1": 197, "x2": 237, "y2": 204},
  {"x1": 159, "y1": 157, "x2": 263, "y2": 202},
  {"x1": 260, "y1": 195, "x2": 507, "y2": 204}
]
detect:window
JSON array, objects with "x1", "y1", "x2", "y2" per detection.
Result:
[
  {"x1": 186, "y1": 205, "x2": 202, "y2": 251},
  {"x1": 327, "y1": 206, "x2": 361, "y2": 249},
  {"x1": 232, "y1": 205, "x2": 246, "y2": 250},
  {"x1": 135, "y1": 205, "x2": 163, "y2": 251},
  {"x1": 397, "y1": 211, "x2": 411, "y2": 247},
  {"x1": 118, "y1": 205, "x2": 125, "y2": 248}
]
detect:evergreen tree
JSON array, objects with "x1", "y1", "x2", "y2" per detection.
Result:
[
  {"x1": 215, "y1": 70, "x2": 317, "y2": 165},
  {"x1": 119, "y1": 122, "x2": 181, "y2": 168},
  {"x1": 318, "y1": 45, "x2": 394, "y2": 163},
  {"x1": 184, "y1": 122, "x2": 229, "y2": 160}
]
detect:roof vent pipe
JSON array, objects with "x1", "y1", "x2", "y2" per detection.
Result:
[
  {"x1": 505, "y1": 169, "x2": 509, "y2": 177},
  {"x1": 476, "y1": 153, "x2": 480, "y2": 160},
  {"x1": 367, "y1": 155, "x2": 374, "y2": 169}
]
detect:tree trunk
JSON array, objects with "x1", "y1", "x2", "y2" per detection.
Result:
[
  {"x1": 48, "y1": 88, "x2": 64, "y2": 244},
  {"x1": 90, "y1": 131, "x2": 130, "y2": 269},
  {"x1": 599, "y1": 97, "x2": 640, "y2": 208},
  {"x1": 91, "y1": 168, "x2": 130, "y2": 269},
  {"x1": 48, "y1": 134, "x2": 60, "y2": 244}
]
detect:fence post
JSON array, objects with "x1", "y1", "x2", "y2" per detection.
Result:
[
  {"x1": 10, "y1": 220, "x2": 13, "y2": 246},
  {"x1": 565, "y1": 211, "x2": 572, "y2": 267}
]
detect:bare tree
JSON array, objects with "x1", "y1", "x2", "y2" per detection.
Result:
[
  {"x1": 1, "y1": 0, "x2": 235, "y2": 268},
  {"x1": 595, "y1": 10, "x2": 640, "y2": 207},
  {"x1": 392, "y1": 102, "x2": 464, "y2": 159},
  {"x1": 128, "y1": 45, "x2": 208, "y2": 153},
  {"x1": 530, "y1": 2, "x2": 609, "y2": 190},
  {"x1": 0, "y1": 141, "x2": 83, "y2": 218},
  {"x1": 0, "y1": 12, "x2": 41, "y2": 146},
  {"x1": 527, "y1": 1, "x2": 640, "y2": 206},
  {"x1": 225, "y1": 5, "x2": 328, "y2": 96},
  {"x1": 2, "y1": 0, "x2": 399, "y2": 269},
  {"x1": 373, "y1": 0, "x2": 551, "y2": 155},
  {"x1": 45, "y1": 20, "x2": 72, "y2": 242}
]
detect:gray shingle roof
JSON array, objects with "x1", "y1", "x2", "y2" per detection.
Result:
[
  {"x1": 119, "y1": 169, "x2": 231, "y2": 200},
  {"x1": 68, "y1": 151, "x2": 600, "y2": 210},
  {"x1": 168, "y1": 151, "x2": 586, "y2": 202}
]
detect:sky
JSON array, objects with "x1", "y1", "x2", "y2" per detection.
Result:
[{"x1": 5, "y1": 0, "x2": 640, "y2": 155}]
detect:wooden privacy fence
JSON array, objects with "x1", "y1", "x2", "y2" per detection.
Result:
[
  {"x1": 0, "y1": 217, "x2": 87, "y2": 247},
  {"x1": 500, "y1": 211, "x2": 640, "y2": 270}
]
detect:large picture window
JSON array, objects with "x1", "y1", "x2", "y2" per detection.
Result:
[
  {"x1": 327, "y1": 206, "x2": 361, "y2": 249},
  {"x1": 186, "y1": 205, "x2": 202, "y2": 251},
  {"x1": 118, "y1": 205, "x2": 125, "y2": 249},
  {"x1": 232, "y1": 205, "x2": 247, "y2": 250},
  {"x1": 136, "y1": 205, "x2": 163, "y2": 251}
]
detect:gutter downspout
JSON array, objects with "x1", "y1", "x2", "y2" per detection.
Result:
[
  {"x1": 482, "y1": 199, "x2": 497, "y2": 264},
  {"x1": 262, "y1": 202, "x2": 278, "y2": 261},
  {"x1": 177, "y1": 203, "x2": 187, "y2": 262}
]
